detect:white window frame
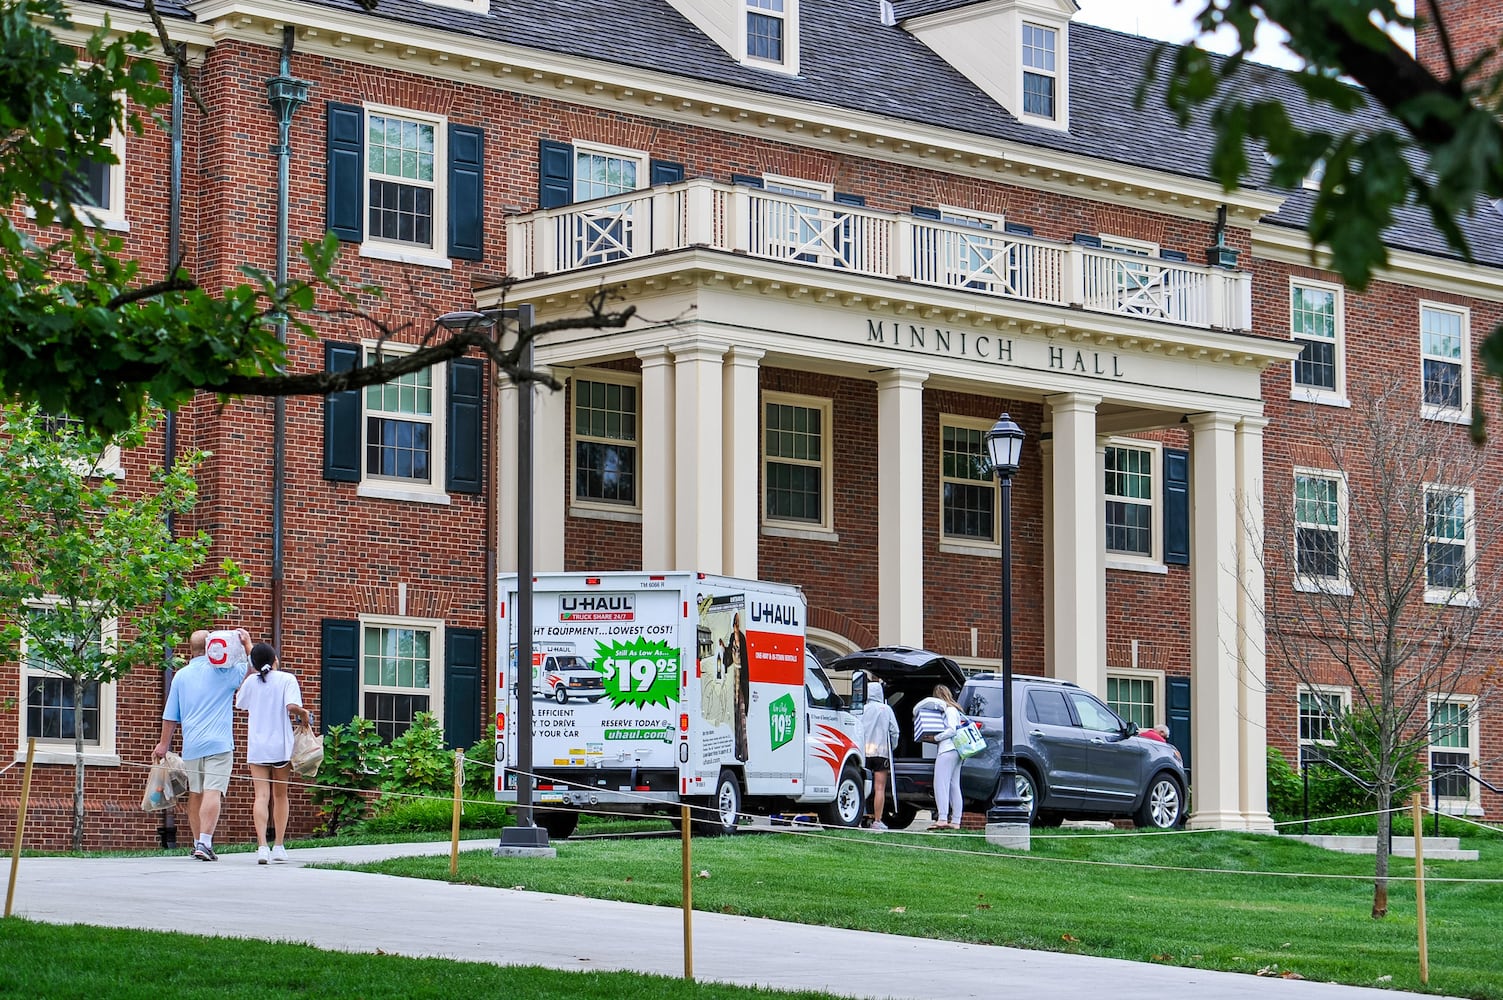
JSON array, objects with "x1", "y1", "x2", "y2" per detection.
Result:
[
  {"x1": 740, "y1": 0, "x2": 800, "y2": 74},
  {"x1": 939, "y1": 207, "x2": 1008, "y2": 291},
  {"x1": 1422, "y1": 484, "x2": 1475, "y2": 605},
  {"x1": 1296, "y1": 684, "x2": 1349, "y2": 767},
  {"x1": 572, "y1": 141, "x2": 648, "y2": 203},
  {"x1": 1020, "y1": 22, "x2": 1059, "y2": 122},
  {"x1": 1290, "y1": 278, "x2": 1348, "y2": 407},
  {"x1": 571, "y1": 141, "x2": 649, "y2": 265},
  {"x1": 16, "y1": 598, "x2": 119, "y2": 765},
  {"x1": 356, "y1": 340, "x2": 450, "y2": 506},
  {"x1": 570, "y1": 368, "x2": 642, "y2": 515},
  {"x1": 1428, "y1": 694, "x2": 1480, "y2": 814},
  {"x1": 358, "y1": 104, "x2": 450, "y2": 270},
  {"x1": 1103, "y1": 438, "x2": 1163, "y2": 571},
  {"x1": 1419, "y1": 302, "x2": 1471, "y2": 424},
  {"x1": 358, "y1": 614, "x2": 444, "y2": 742},
  {"x1": 939, "y1": 414, "x2": 999, "y2": 553},
  {"x1": 73, "y1": 124, "x2": 127, "y2": 231},
  {"x1": 762, "y1": 391, "x2": 834, "y2": 534},
  {"x1": 1106, "y1": 669, "x2": 1162, "y2": 732},
  {"x1": 1292, "y1": 468, "x2": 1351, "y2": 595}
]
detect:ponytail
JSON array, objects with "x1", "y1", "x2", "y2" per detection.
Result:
[{"x1": 249, "y1": 641, "x2": 277, "y2": 683}]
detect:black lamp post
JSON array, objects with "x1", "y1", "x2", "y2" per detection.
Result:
[
  {"x1": 437, "y1": 306, "x2": 549, "y2": 850},
  {"x1": 983, "y1": 412, "x2": 1031, "y2": 829}
]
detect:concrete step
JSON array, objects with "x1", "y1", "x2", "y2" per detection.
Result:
[{"x1": 1289, "y1": 834, "x2": 1479, "y2": 861}]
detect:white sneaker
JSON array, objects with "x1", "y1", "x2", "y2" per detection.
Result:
[
  {"x1": 271, "y1": 845, "x2": 289, "y2": 864},
  {"x1": 870, "y1": 821, "x2": 889, "y2": 832},
  {"x1": 256, "y1": 845, "x2": 270, "y2": 865}
]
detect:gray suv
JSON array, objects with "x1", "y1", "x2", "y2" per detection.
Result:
[{"x1": 830, "y1": 647, "x2": 1188, "y2": 829}]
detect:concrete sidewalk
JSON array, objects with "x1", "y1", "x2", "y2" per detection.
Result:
[{"x1": 5, "y1": 841, "x2": 1454, "y2": 1000}]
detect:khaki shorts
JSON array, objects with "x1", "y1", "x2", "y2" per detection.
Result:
[{"x1": 185, "y1": 750, "x2": 234, "y2": 794}]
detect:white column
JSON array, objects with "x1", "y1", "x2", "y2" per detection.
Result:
[
  {"x1": 638, "y1": 347, "x2": 676, "y2": 570},
  {"x1": 1040, "y1": 437, "x2": 1055, "y2": 675},
  {"x1": 723, "y1": 347, "x2": 764, "y2": 579},
  {"x1": 532, "y1": 366, "x2": 571, "y2": 572},
  {"x1": 497, "y1": 379, "x2": 518, "y2": 573},
  {"x1": 1187, "y1": 411, "x2": 1243, "y2": 830},
  {"x1": 671, "y1": 339, "x2": 728, "y2": 572},
  {"x1": 1237, "y1": 415, "x2": 1274, "y2": 832},
  {"x1": 876, "y1": 369, "x2": 927, "y2": 646},
  {"x1": 1045, "y1": 392, "x2": 1103, "y2": 692}
]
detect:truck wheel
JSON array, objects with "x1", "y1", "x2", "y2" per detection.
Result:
[
  {"x1": 819, "y1": 764, "x2": 865, "y2": 829},
  {"x1": 553, "y1": 686, "x2": 569, "y2": 704},
  {"x1": 536, "y1": 809, "x2": 579, "y2": 840},
  {"x1": 693, "y1": 770, "x2": 742, "y2": 837}
]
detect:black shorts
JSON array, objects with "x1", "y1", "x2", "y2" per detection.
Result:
[{"x1": 867, "y1": 756, "x2": 890, "y2": 771}]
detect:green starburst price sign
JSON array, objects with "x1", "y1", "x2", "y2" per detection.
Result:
[
  {"x1": 768, "y1": 693, "x2": 796, "y2": 750},
  {"x1": 594, "y1": 637, "x2": 681, "y2": 709}
]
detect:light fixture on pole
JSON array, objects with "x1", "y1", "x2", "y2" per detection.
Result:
[
  {"x1": 437, "y1": 306, "x2": 551, "y2": 853},
  {"x1": 983, "y1": 412, "x2": 1031, "y2": 849}
]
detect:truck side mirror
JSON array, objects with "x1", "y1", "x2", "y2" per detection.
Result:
[{"x1": 848, "y1": 672, "x2": 867, "y2": 713}]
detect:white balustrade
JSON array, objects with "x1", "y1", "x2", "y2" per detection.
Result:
[{"x1": 505, "y1": 178, "x2": 1250, "y2": 331}]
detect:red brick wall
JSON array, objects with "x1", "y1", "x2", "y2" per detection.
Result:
[{"x1": 1416, "y1": 0, "x2": 1503, "y2": 84}]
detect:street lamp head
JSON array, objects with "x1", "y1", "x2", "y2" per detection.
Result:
[
  {"x1": 436, "y1": 310, "x2": 497, "y2": 331},
  {"x1": 985, "y1": 412, "x2": 1025, "y2": 478}
]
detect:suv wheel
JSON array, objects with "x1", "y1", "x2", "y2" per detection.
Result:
[{"x1": 1135, "y1": 773, "x2": 1184, "y2": 829}]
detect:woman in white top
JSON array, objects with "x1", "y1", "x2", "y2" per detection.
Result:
[
  {"x1": 236, "y1": 642, "x2": 313, "y2": 864},
  {"x1": 924, "y1": 685, "x2": 966, "y2": 830}
]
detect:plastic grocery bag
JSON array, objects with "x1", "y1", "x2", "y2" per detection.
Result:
[
  {"x1": 290, "y1": 723, "x2": 323, "y2": 778},
  {"x1": 140, "y1": 753, "x2": 189, "y2": 812}
]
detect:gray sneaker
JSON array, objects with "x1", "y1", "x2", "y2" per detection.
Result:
[{"x1": 192, "y1": 842, "x2": 218, "y2": 862}]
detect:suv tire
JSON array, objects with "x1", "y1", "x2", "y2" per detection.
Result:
[{"x1": 1135, "y1": 772, "x2": 1184, "y2": 829}]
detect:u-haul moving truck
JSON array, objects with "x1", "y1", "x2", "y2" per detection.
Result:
[{"x1": 496, "y1": 572, "x2": 865, "y2": 838}]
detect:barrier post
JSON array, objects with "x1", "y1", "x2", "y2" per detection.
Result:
[
  {"x1": 5, "y1": 738, "x2": 37, "y2": 918},
  {"x1": 681, "y1": 803, "x2": 694, "y2": 981},
  {"x1": 450, "y1": 748, "x2": 465, "y2": 877},
  {"x1": 1411, "y1": 792, "x2": 1428, "y2": 984}
]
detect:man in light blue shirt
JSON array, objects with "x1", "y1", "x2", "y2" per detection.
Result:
[{"x1": 154, "y1": 628, "x2": 252, "y2": 861}]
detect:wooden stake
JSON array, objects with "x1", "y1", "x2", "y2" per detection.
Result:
[
  {"x1": 5, "y1": 739, "x2": 37, "y2": 918},
  {"x1": 450, "y1": 749, "x2": 465, "y2": 877},
  {"x1": 681, "y1": 803, "x2": 694, "y2": 981},
  {"x1": 1411, "y1": 792, "x2": 1428, "y2": 984}
]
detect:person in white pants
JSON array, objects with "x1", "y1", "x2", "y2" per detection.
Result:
[{"x1": 924, "y1": 685, "x2": 966, "y2": 830}]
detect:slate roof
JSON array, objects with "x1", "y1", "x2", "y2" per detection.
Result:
[{"x1": 125, "y1": 0, "x2": 1503, "y2": 270}]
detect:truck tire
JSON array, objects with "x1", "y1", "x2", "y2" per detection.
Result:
[
  {"x1": 693, "y1": 770, "x2": 742, "y2": 837},
  {"x1": 553, "y1": 686, "x2": 569, "y2": 704},
  {"x1": 819, "y1": 764, "x2": 865, "y2": 829},
  {"x1": 536, "y1": 809, "x2": 579, "y2": 840}
]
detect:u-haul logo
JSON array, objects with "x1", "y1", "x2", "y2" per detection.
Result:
[{"x1": 560, "y1": 593, "x2": 635, "y2": 621}]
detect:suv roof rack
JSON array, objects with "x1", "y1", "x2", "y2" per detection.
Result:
[{"x1": 967, "y1": 673, "x2": 1079, "y2": 688}]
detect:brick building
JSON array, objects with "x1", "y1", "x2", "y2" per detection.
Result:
[{"x1": 5, "y1": 0, "x2": 1500, "y2": 847}]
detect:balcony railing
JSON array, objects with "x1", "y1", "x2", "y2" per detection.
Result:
[{"x1": 507, "y1": 179, "x2": 1253, "y2": 332}]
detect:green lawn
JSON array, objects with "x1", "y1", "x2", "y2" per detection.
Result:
[
  {"x1": 0, "y1": 920, "x2": 844, "y2": 1000},
  {"x1": 341, "y1": 825, "x2": 1503, "y2": 998}
]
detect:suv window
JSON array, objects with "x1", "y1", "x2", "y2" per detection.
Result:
[
  {"x1": 960, "y1": 683, "x2": 1003, "y2": 718},
  {"x1": 1026, "y1": 688, "x2": 1072, "y2": 726},
  {"x1": 1069, "y1": 691, "x2": 1123, "y2": 732}
]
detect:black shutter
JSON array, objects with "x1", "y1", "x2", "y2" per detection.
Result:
[
  {"x1": 444, "y1": 627, "x2": 484, "y2": 750},
  {"x1": 320, "y1": 618, "x2": 361, "y2": 732},
  {"x1": 1163, "y1": 447, "x2": 1190, "y2": 566},
  {"x1": 1004, "y1": 221, "x2": 1035, "y2": 236},
  {"x1": 731, "y1": 173, "x2": 764, "y2": 188},
  {"x1": 833, "y1": 192, "x2": 865, "y2": 270},
  {"x1": 649, "y1": 158, "x2": 685, "y2": 185},
  {"x1": 538, "y1": 139, "x2": 573, "y2": 209},
  {"x1": 446, "y1": 358, "x2": 484, "y2": 494},
  {"x1": 326, "y1": 102, "x2": 364, "y2": 243},
  {"x1": 323, "y1": 341, "x2": 361, "y2": 483},
  {"x1": 448, "y1": 124, "x2": 485, "y2": 261},
  {"x1": 1166, "y1": 676, "x2": 1191, "y2": 777}
]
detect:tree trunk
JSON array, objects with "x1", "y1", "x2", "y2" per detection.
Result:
[
  {"x1": 1372, "y1": 787, "x2": 1391, "y2": 919},
  {"x1": 72, "y1": 676, "x2": 86, "y2": 853}
]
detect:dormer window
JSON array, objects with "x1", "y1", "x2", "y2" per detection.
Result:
[
  {"x1": 1022, "y1": 23, "x2": 1057, "y2": 119},
  {"x1": 747, "y1": 0, "x2": 787, "y2": 63}
]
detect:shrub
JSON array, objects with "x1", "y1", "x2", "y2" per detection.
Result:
[
  {"x1": 461, "y1": 721, "x2": 498, "y2": 800},
  {"x1": 383, "y1": 712, "x2": 454, "y2": 799},
  {"x1": 311, "y1": 718, "x2": 385, "y2": 835},
  {"x1": 358, "y1": 796, "x2": 512, "y2": 834}
]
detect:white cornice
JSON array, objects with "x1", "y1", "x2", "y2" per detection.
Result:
[
  {"x1": 167, "y1": 0, "x2": 1283, "y2": 225},
  {"x1": 1253, "y1": 222, "x2": 1503, "y2": 300},
  {"x1": 59, "y1": 3, "x2": 216, "y2": 60}
]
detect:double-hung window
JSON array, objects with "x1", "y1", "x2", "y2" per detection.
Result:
[
  {"x1": 364, "y1": 344, "x2": 441, "y2": 490},
  {"x1": 1293, "y1": 470, "x2": 1346, "y2": 591},
  {"x1": 940, "y1": 418, "x2": 996, "y2": 544},
  {"x1": 1429, "y1": 697, "x2": 1478, "y2": 812},
  {"x1": 1291, "y1": 280, "x2": 1345, "y2": 403},
  {"x1": 763, "y1": 392, "x2": 831, "y2": 531},
  {"x1": 573, "y1": 143, "x2": 646, "y2": 265},
  {"x1": 1104, "y1": 442, "x2": 1158, "y2": 563},
  {"x1": 572, "y1": 372, "x2": 640, "y2": 510},
  {"x1": 19, "y1": 601, "x2": 118, "y2": 762},
  {"x1": 1420, "y1": 303, "x2": 1469, "y2": 422},
  {"x1": 1423, "y1": 485, "x2": 1474, "y2": 603},
  {"x1": 1297, "y1": 686, "x2": 1347, "y2": 766},
  {"x1": 365, "y1": 109, "x2": 443, "y2": 255},
  {"x1": 361, "y1": 617, "x2": 441, "y2": 743},
  {"x1": 1021, "y1": 23, "x2": 1057, "y2": 119},
  {"x1": 746, "y1": 0, "x2": 787, "y2": 62},
  {"x1": 1106, "y1": 673, "x2": 1158, "y2": 731}
]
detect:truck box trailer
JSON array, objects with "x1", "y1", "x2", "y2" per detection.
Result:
[{"x1": 496, "y1": 572, "x2": 866, "y2": 837}]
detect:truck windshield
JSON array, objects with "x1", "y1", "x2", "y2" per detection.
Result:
[{"x1": 556, "y1": 656, "x2": 591, "y2": 671}]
